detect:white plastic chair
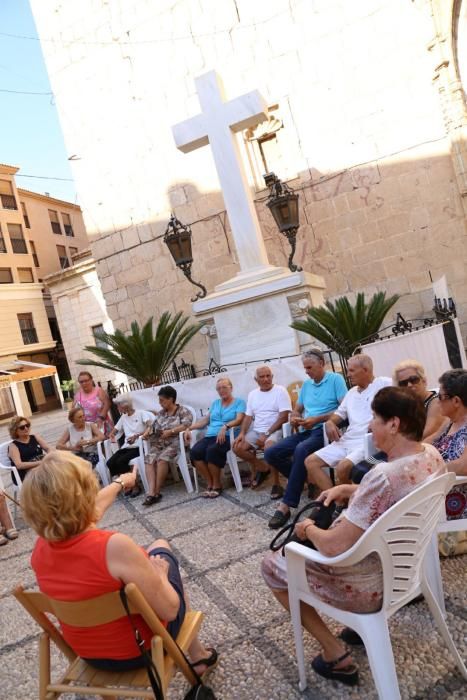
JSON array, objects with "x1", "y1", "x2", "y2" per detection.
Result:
[
  {"x1": 0, "y1": 440, "x2": 22, "y2": 519},
  {"x1": 95, "y1": 441, "x2": 111, "y2": 486},
  {"x1": 285, "y1": 472, "x2": 466, "y2": 699}
]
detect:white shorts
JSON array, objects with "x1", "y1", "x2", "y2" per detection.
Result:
[
  {"x1": 244, "y1": 428, "x2": 282, "y2": 447},
  {"x1": 314, "y1": 440, "x2": 361, "y2": 467}
]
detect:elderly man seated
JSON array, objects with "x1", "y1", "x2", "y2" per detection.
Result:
[
  {"x1": 107, "y1": 394, "x2": 154, "y2": 496},
  {"x1": 265, "y1": 349, "x2": 348, "y2": 529},
  {"x1": 306, "y1": 355, "x2": 391, "y2": 491},
  {"x1": 233, "y1": 366, "x2": 291, "y2": 497}
]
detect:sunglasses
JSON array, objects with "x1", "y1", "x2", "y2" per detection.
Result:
[
  {"x1": 17, "y1": 423, "x2": 31, "y2": 430},
  {"x1": 398, "y1": 375, "x2": 421, "y2": 387}
]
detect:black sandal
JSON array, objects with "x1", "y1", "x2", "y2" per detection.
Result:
[
  {"x1": 311, "y1": 651, "x2": 359, "y2": 686},
  {"x1": 251, "y1": 469, "x2": 270, "y2": 489},
  {"x1": 191, "y1": 647, "x2": 218, "y2": 679},
  {"x1": 142, "y1": 494, "x2": 162, "y2": 507}
]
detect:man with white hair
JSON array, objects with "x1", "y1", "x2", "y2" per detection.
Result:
[
  {"x1": 305, "y1": 354, "x2": 391, "y2": 491},
  {"x1": 233, "y1": 365, "x2": 291, "y2": 496},
  {"x1": 106, "y1": 395, "x2": 154, "y2": 490}
]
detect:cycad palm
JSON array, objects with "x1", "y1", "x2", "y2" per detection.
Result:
[
  {"x1": 77, "y1": 312, "x2": 202, "y2": 386},
  {"x1": 291, "y1": 291, "x2": 400, "y2": 359}
]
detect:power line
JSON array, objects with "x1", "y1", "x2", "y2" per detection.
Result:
[
  {"x1": 0, "y1": 88, "x2": 52, "y2": 95},
  {"x1": 16, "y1": 174, "x2": 73, "y2": 182}
]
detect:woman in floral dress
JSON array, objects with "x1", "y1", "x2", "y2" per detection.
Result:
[
  {"x1": 262, "y1": 387, "x2": 445, "y2": 687},
  {"x1": 142, "y1": 386, "x2": 193, "y2": 506}
]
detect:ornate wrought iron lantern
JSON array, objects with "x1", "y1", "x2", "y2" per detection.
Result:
[
  {"x1": 264, "y1": 172, "x2": 302, "y2": 272},
  {"x1": 164, "y1": 214, "x2": 207, "y2": 301}
]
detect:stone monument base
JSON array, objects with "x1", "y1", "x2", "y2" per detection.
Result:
[{"x1": 192, "y1": 269, "x2": 326, "y2": 365}]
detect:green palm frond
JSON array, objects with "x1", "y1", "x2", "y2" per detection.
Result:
[
  {"x1": 77, "y1": 312, "x2": 202, "y2": 386},
  {"x1": 291, "y1": 291, "x2": 400, "y2": 359}
]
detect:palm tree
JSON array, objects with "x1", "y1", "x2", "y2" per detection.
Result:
[
  {"x1": 77, "y1": 312, "x2": 202, "y2": 386},
  {"x1": 291, "y1": 291, "x2": 400, "y2": 360}
]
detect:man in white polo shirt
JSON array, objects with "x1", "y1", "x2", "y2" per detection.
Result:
[
  {"x1": 305, "y1": 354, "x2": 391, "y2": 492},
  {"x1": 233, "y1": 365, "x2": 291, "y2": 496}
]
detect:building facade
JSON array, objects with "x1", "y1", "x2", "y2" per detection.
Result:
[
  {"x1": 0, "y1": 163, "x2": 89, "y2": 418},
  {"x1": 30, "y1": 0, "x2": 467, "y2": 368}
]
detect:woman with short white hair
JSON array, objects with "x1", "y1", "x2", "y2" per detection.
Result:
[
  {"x1": 106, "y1": 395, "x2": 154, "y2": 485},
  {"x1": 393, "y1": 359, "x2": 446, "y2": 441}
]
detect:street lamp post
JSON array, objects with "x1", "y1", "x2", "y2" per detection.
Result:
[
  {"x1": 264, "y1": 172, "x2": 302, "y2": 272},
  {"x1": 164, "y1": 214, "x2": 207, "y2": 301}
]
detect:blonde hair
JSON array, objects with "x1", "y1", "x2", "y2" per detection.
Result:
[
  {"x1": 21, "y1": 451, "x2": 99, "y2": 542},
  {"x1": 68, "y1": 406, "x2": 84, "y2": 423},
  {"x1": 393, "y1": 359, "x2": 426, "y2": 384},
  {"x1": 9, "y1": 415, "x2": 30, "y2": 439},
  {"x1": 216, "y1": 376, "x2": 233, "y2": 388}
]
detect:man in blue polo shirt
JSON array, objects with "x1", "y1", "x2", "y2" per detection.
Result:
[{"x1": 265, "y1": 349, "x2": 347, "y2": 528}]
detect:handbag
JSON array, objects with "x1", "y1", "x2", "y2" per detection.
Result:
[
  {"x1": 119, "y1": 588, "x2": 217, "y2": 700},
  {"x1": 269, "y1": 500, "x2": 336, "y2": 556}
]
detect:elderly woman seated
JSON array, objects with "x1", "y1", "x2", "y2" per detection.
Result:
[
  {"x1": 21, "y1": 451, "x2": 217, "y2": 675},
  {"x1": 56, "y1": 406, "x2": 104, "y2": 467},
  {"x1": 8, "y1": 416, "x2": 51, "y2": 483},
  {"x1": 431, "y1": 369, "x2": 467, "y2": 555},
  {"x1": 106, "y1": 394, "x2": 154, "y2": 495},
  {"x1": 143, "y1": 385, "x2": 193, "y2": 507},
  {"x1": 261, "y1": 387, "x2": 445, "y2": 686}
]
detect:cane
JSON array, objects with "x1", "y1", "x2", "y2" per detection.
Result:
[{"x1": 0, "y1": 489, "x2": 22, "y2": 509}]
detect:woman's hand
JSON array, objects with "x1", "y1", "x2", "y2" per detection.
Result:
[
  {"x1": 216, "y1": 425, "x2": 227, "y2": 444},
  {"x1": 317, "y1": 484, "x2": 353, "y2": 507},
  {"x1": 160, "y1": 429, "x2": 174, "y2": 440},
  {"x1": 294, "y1": 517, "x2": 315, "y2": 541},
  {"x1": 183, "y1": 429, "x2": 191, "y2": 445}
]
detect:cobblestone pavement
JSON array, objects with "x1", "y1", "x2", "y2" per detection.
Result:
[{"x1": 1, "y1": 469, "x2": 466, "y2": 700}]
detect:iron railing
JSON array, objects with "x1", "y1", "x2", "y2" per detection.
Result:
[{"x1": 0, "y1": 194, "x2": 18, "y2": 210}]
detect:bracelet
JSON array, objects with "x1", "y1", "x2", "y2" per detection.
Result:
[{"x1": 113, "y1": 477, "x2": 125, "y2": 491}]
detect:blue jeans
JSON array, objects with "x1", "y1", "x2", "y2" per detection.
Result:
[{"x1": 264, "y1": 427, "x2": 324, "y2": 508}]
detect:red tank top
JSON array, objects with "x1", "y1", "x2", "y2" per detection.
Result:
[{"x1": 31, "y1": 529, "x2": 160, "y2": 660}]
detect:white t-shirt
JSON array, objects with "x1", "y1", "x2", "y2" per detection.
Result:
[
  {"x1": 246, "y1": 385, "x2": 292, "y2": 434},
  {"x1": 115, "y1": 410, "x2": 154, "y2": 448},
  {"x1": 335, "y1": 376, "x2": 392, "y2": 445}
]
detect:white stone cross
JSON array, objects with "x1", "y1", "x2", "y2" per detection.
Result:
[{"x1": 172, "y1": 71, "x2": 273, "y2": 277}]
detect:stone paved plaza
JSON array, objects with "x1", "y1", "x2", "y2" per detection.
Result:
[{"x1": 1, "y1": 461, "x2": 466, "y2": 700}]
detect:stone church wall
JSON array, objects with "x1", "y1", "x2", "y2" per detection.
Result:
[{"x1": 31, "y1": 0, "x2": 467, "y2": 368}]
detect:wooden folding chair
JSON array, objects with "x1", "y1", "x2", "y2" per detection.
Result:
[{"x1": 14, "y1": 582, "x2": 203, "y2": 699}]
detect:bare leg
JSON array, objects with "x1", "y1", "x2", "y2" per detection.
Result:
[
  {"x1": 155, "y1": 460, "x2": 169, "y2": 495},
  {"x1": 0, "y1": 495, "x2": 14, "y2": 531},
  {"x1": 146, "y1": 460, "x2": 157, "y2": 495},
  {"x1": 305, "y1": 454, "x2": 334, "y2": 491},
  {"x1": 271, "y1": 588, "x2": 353, "y2": 667},
  {"x1": 206, "y1": 463, "x2": 222, "y2": 490},
  {"x1": 192, "y1": 459, "x2": 213, "y2": 489},
  {"x1": 146, "y1": 539, "x2": 212, "y2": 667}
]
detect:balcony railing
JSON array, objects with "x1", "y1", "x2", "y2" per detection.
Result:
[
  {"x1": 51, "y1": 221, "x2": 62, "y2": 234},
  {"x1": 11, "y1": 238, "x2": 28, "y2": 254},
  {"x1": 1, "y1": 194, "x2": 18, "y2": 210},
  {"x1": 20, "y1": 328, "x2": 39, "y2": 345},
  {"x1": 64, "y1": 224, "x2": 74, "y2": 237},
  {"x1": 59, "y1": 257, "x2": 70, "y2": 269},
  {"x1": 0, "y1": 238, "x2": 6, "y2": 253}
]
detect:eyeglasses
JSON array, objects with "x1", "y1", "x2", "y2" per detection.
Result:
[
  {"x1": 398, "y1": 375, "x2": 421, "y2": 387},
  {"x1": 17, "y1": 423, "x2": 31, "y2": 430},
  {"x1": 438, "y1": 393, "x2": 452, "y2": 402}
]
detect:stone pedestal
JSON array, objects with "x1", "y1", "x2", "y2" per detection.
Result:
[{"x1": 192, "y1": 269, "x2": 325, "y2": 365}]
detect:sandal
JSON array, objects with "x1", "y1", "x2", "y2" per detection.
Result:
[
  {"x1": 142, "y1": 495, "x2": 162, "y2": 507},
  {"x1": 251, "y1": 470, "x2": 270, "y2": 489},
  {"x1": 191, "y1": 647, "x2": 218, "y2": 680},
  {"x1": 208, "y1": 488, "x2": 222, "y2": 498},
  {"x1": 5, "y1": 528, "x2": 18, "y2": 540},
  {"x1": 201, "y1": 489, "x2": 213, "y2": 499},
  {"x1": 311, "y1": 651, "x2": 359, "y2": 686},
  {"x1": 0, "y1": 534, "x2": 7, "y2": 546}
]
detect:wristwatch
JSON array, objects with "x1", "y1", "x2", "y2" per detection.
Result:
[{"x1": 113, "y1": 477, "x2": 125, "y2": 491}]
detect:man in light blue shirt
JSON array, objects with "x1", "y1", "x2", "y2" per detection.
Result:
[{"x1": 265, "y1": 349, "x2": 347, "y2": 528}]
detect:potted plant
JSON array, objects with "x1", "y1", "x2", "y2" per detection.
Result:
[{"x1": 60, "y1": 379, "x2": 76, "y2": 409}]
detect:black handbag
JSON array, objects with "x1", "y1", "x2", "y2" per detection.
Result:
[
  {"x1": 269, "y1": 500, "x2": 336, "y2": 556},
  {"x1": 119, "y1": 588, "x2": 217, "y2": 700}
]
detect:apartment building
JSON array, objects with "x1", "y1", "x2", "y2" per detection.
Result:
[{"x1": 0, "y1": 163, "x2": 89, "y2": 419}]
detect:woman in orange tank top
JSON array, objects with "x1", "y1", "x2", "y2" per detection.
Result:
[{"x1": 21, "y1": 451, "x2": 217, "y2": 674}]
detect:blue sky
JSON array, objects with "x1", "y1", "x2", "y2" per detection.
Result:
[{"x1": 0, "y1": 0, "x2": 76, "y2": 202}]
